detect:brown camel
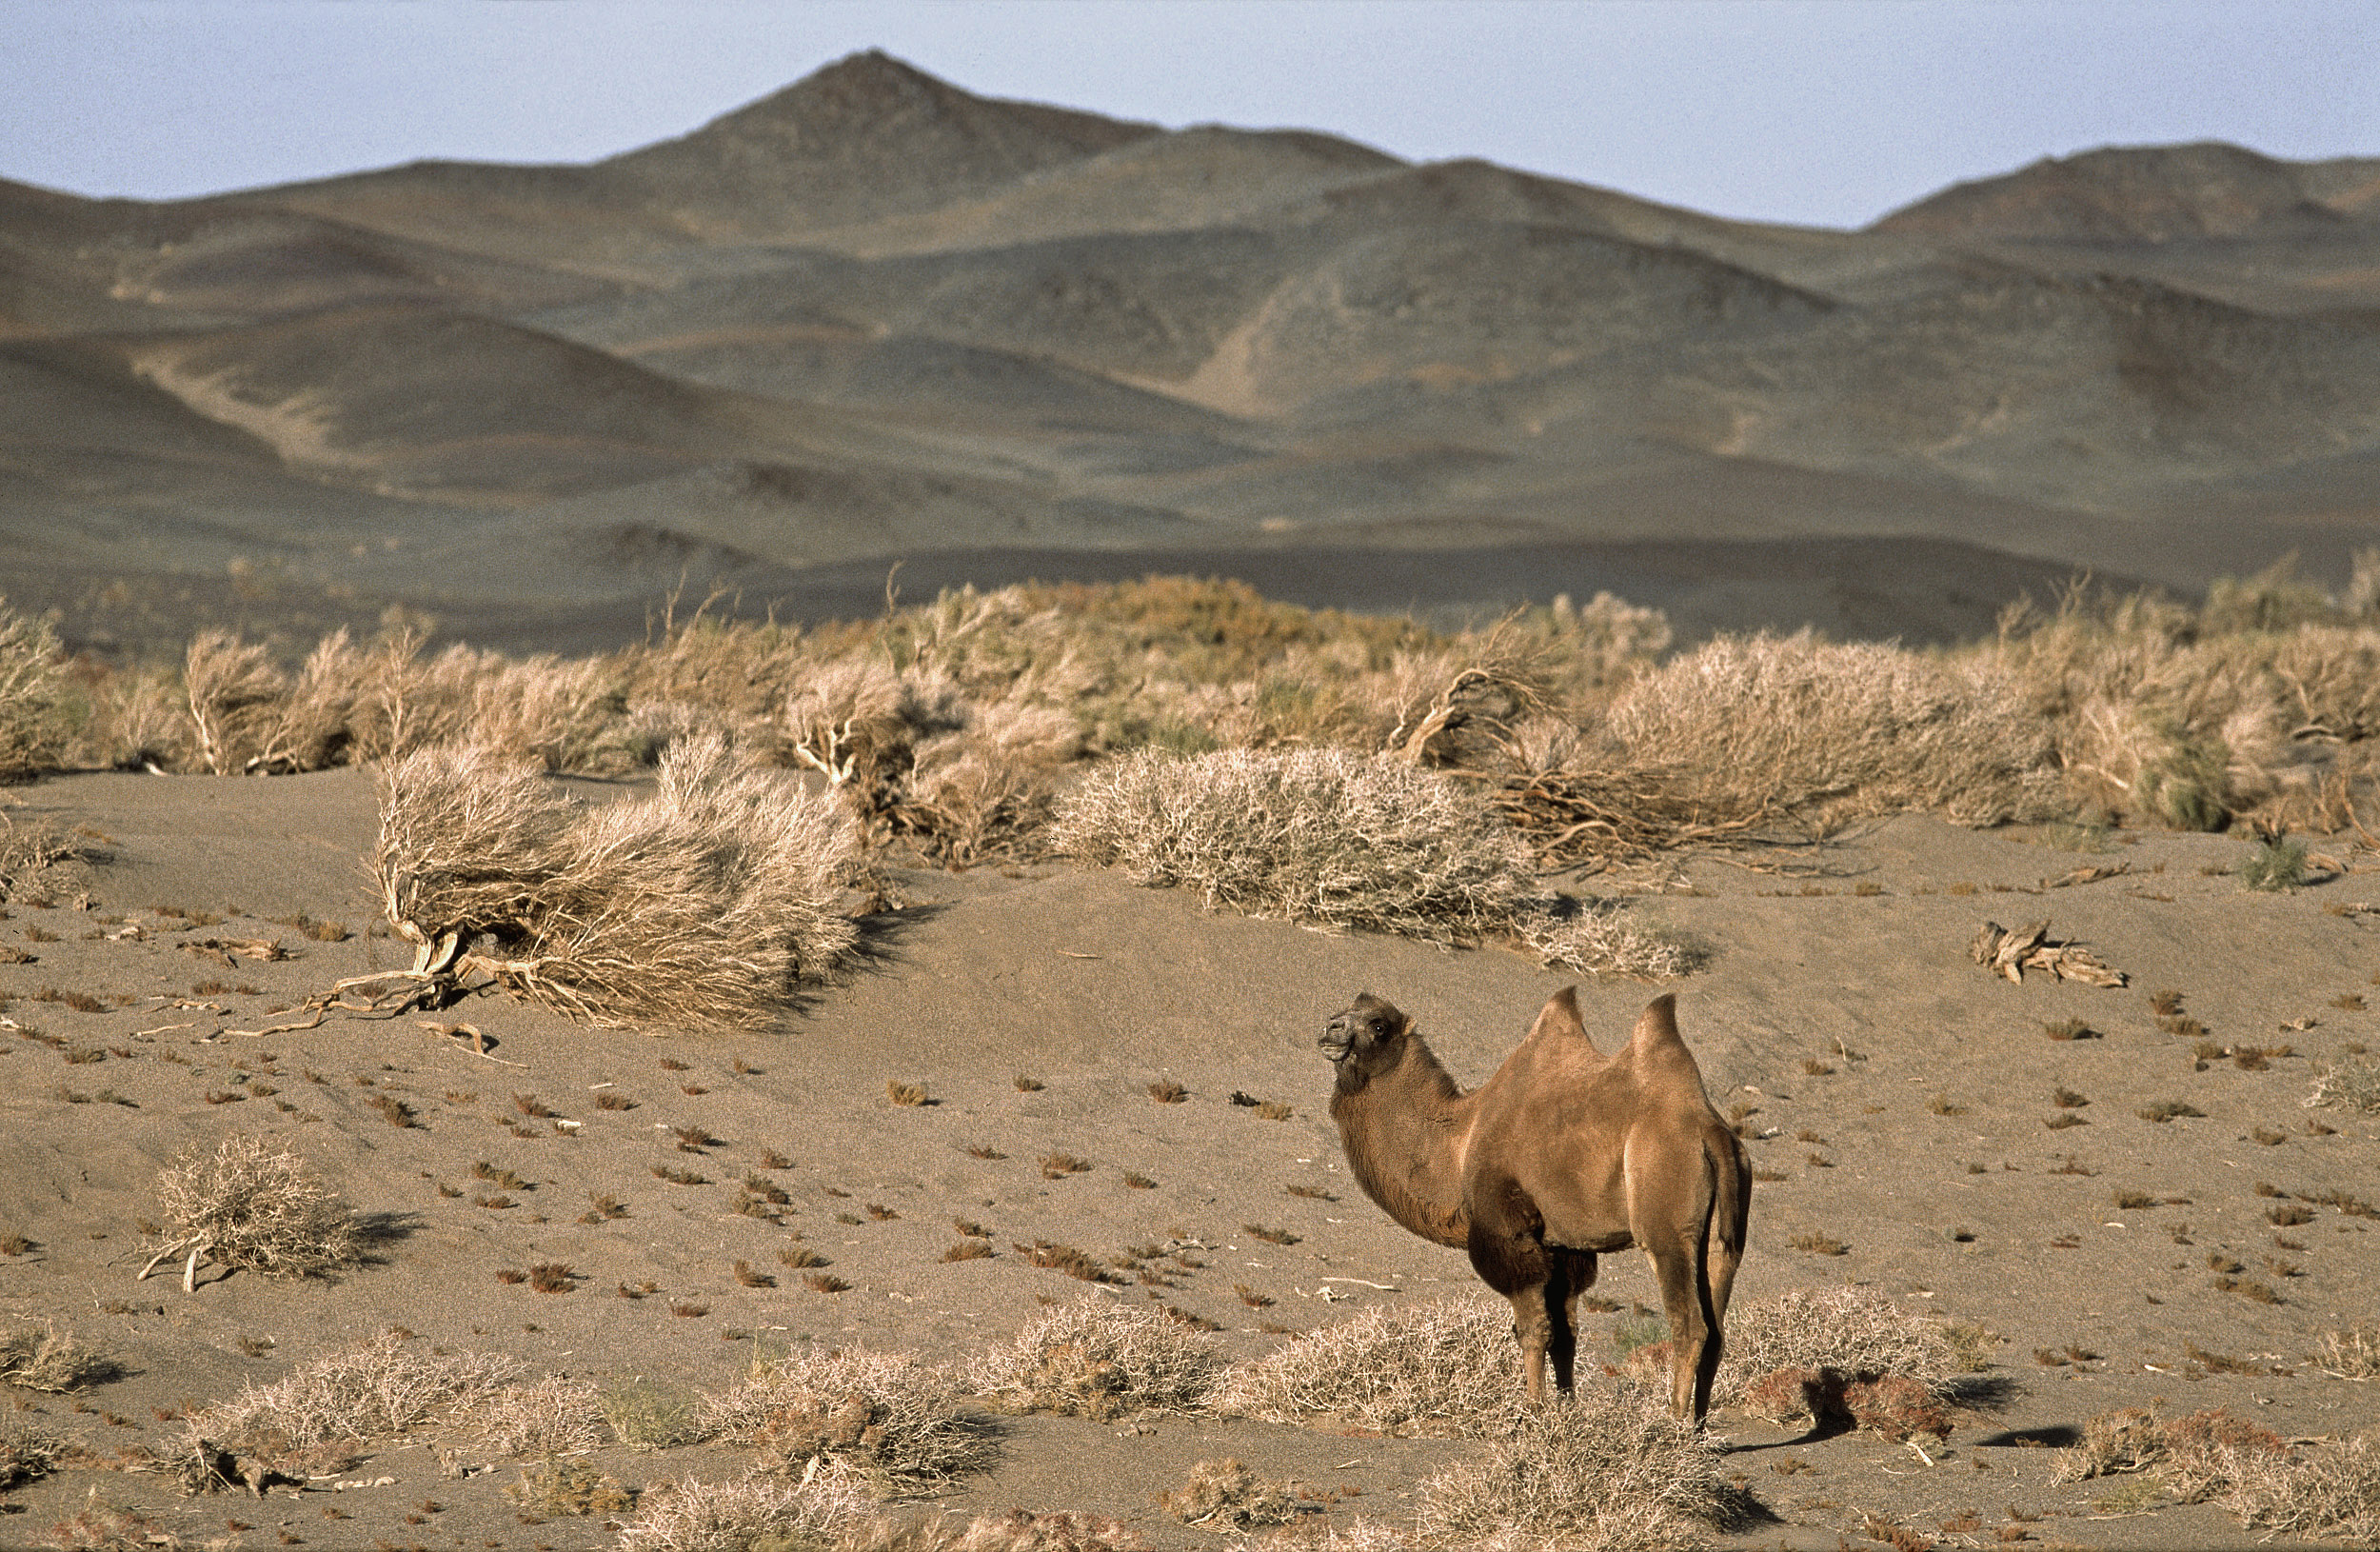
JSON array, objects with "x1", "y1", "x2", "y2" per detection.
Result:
[{"x1": 1319, "y1": 987, "x2": 1750, "y2": 1423}]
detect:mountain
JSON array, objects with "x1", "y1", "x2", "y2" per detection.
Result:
[{"x1": 2, "y1": 51, "x2": 2375, "y2": 660}]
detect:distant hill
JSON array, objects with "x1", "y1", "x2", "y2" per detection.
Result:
[{"x1": 3, "y1": 50, "x2": 2374, "y2": 659}]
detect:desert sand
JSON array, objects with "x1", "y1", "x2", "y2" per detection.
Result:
[{"x1": 0, "y1": 765, "x2": 2373, "y2": 1549}]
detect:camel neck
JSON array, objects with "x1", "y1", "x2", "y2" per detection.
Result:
[{"x1": 1330, "y1": 1036, "x2": 1475, "y2": 1249}]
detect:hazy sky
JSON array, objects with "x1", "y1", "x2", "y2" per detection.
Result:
[{"x1": 6, "y1": 1, "x2": 2375, "y2": 229}]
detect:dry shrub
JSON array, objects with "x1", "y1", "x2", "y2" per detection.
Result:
[
  {"x1": 0, "y1": 1321, "x2": 119, "y2": 1392},
  {"x1": 1159, "y1": 1458, "x2": 1295, "y2": 1529},
  {"x1": 701, "y1": 1345, "x2": 994, "y2": 1496},
  {"x1": 506, "y1": 1456, "x2": 636, "y2": 1517},
  {"x1": 2227, "y1": 1432, "x2": 2380, "y2": 1544},
  {"x1": 1607, "y1": 632, "x2": 2063, "y2": 829},
  {"x1": 2061, "y1": 1406, "x2": 2380, "y2": 1541},
  {"x1": 1052, "y1": 747, "x2": 1537, "y2": 945},
  {"x1": 473, "y1": 1375, "x2": 605, "y2": 1457},
  {"x1": 1415, "y1": 1385, "x2": 1756, "y2": 1552},
  {"x1": 967, "y1": 1300, "x2": 1222, "y2": 1421},
  {"x1": 616, "y1": 1468, "x2": 871, "y2": 1552},
  {"x1": 374, "y1": 732, "x2": 859, "y2": 1029},
  {"x1": 1716, "y1": 1288, "x2": 1968, "y2": 1429},
  {"x1": 2310, "y1": 1055, "x2": 2380, "y2": 1114},
  {"x1": 0, "y1": 1418, "x2": 60, "y2": 1490},
  {"x1": 2318, "y1": 1324, "x2": 2380, "y2": 1381},
  {"x1": 1717, "y1": 1287, "x2": 1962, "y2": 1396},
  {"x1": 950, "y1": 1508, "x2": 1147, "y2": 1552},
  {"x1": 602, "y1": 1381, "x2": 708, "y2": 1449},
  {"x1": 1519, "y1": 898, "x2": 1701, "y2": 978},
  {"x1": 148, "y1": 1134, "x2": 363, "y2": 1288},
  {"x1": 1992, "y1": 580, "x2": 2380, "y2": 831},
  {"x1": 1212, "y1": 1298, "x2": 1522, "y2": 1437},
  {"x1": 189, "y1": 1330, "x2": 518, "y2": 1466},
  {"x1": 183, "y1": 629, "x2": 287, "y2": 775},
  {"x1": 0, "y1": 600, "x2": 67, "y2": 780}
]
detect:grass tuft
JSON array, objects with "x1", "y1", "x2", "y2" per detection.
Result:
[
  {"x1": 702, "y1": 1344, "x2": 995, "y2": 1495},
  {"x1": 1416, "y1": 1385, "x2": 1758, "y2": 1551},
  {"x1": 1213, "y1": 1298, "x2": 1522, "y2": 1437},
  {"x1": 969, "y1": 1300, "x2": 1223, "y2": 1421},
  {"x1": 149, "y1": 1135, "x2": 363, "y2": 1287},
  {"x1": 372, "y1": 733, "x2": 859, "y2": 1031}
]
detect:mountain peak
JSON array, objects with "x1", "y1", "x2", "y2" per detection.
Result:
[
  {"x1": 603, "y1": 51, "x2": 1158, "y2": 231},
  {"x1": 1874, "y1": 141, "x2": 2358, "y2": 242}
]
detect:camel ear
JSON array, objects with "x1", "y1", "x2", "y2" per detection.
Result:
[
  {"x1": 1630, "y1": 992, "x2": 1681, "y2": 1046},
  {"x1": 1525, "y1": 985, "x2": 1590, "y2": 1045}
]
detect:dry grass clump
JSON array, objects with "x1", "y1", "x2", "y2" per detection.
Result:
[
  {"x1": 1159, "y1": 1457, "x2": 1296, "y2": 1529},
  {"x1": 967, "y1": 1300, "x2": 1223, "y2": 1421},
  {"x1": 2317, "y1": 1325, "x2": 2380, "y2": 1381},
  {"x1": 0, "y1": 600, "x2": 67, "y2": 781},
  {"x1": 144, "y1": 1134, "x2": 364, "y2": 1291},
  {"x1": 188, "y1": 1330, "x2": 518, "y2": 1467},
  {"x1": 616, "y1": 1468, "x2": 871, "y2": 1552},
  {"x1": 2226, "y1": 1432, "x2": 2380, "y2": 1544},
  {"x1": 506, "y1": 1456, "x2": 637, "y2": 1518},
  {"x1": 1519, "y1": 898, "x2": 1702, "y2": 978},
  {"x1": 1052, "y1": 747, "x2": 1537, "y2": 945},
  {"x1": 1715, "y1": 1287, "x2": 1969, "y2": 1427},
  {"x1": 472, "y1": 1376, "x2": 605, "y2": 1457},
  {"x1": 2053, "y1": 1403, "x2": 2380, "y2": 1539},
  {"x1": 372, "y1": 732, "x2": 859, "y2": 1029},
  {"x1": 1415, "y1": 1385, "x2": 1756, "y2": 1552},
  {"x1": 1606, "y1": 632, "x2": 2063, "y2": 830},
  {"x1": 1993, "y1": 573, "x2": 2380, "y2": 832},
  {"x1": 0, "y1": 1418, "x2": 61, "y2": 1491},
  {"x1": 701, "y1": 1345, "x2": 995, "y2": 1496},
  {"x1": 0, "y1": 1322, "x2": 118, "y2": 1392},
  {"x1": 1212, "y1": 1297, "x2": 1522, "y2": 1437},
  {"x1": 2309, "y1": 1054, "x2": 2380, "y2": 1114}
]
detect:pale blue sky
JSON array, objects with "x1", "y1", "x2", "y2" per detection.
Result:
[{"x1": 5, "y1": 1, "x2": 2375, "y2": 229}]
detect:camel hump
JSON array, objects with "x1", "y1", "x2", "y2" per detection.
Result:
[
  {"x1": 1627, "y1": 994, "x2": 1688, "y2": 1055},
  {"x1": 1524, "y1": 985, "x2": 1595, "y2": 1049}
]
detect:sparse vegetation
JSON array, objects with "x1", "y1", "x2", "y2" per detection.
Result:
[
  {"x1": 1213, "y1": 1298, "x2": 1523, "y2": 1436},
  {"x1": 702, "y1": 1344, "x2": 995, "y2": 1494},
  {"x1": 969, "y1": 1300, "x2": 1222, "y2": 1421},
  {"x1": 1160, "y1": 1457, "x2": 1296, "y2": 1529},
  {"x1": 616, "y1": 1469, "x2": 867, "y2": 1552},
  {"x1": 185, "y1": 1329, "x2": 518, "y2": 1470},
  {"x1": 1052, "y1": 746, "x2": 1540, "y2": 945},
  {"x1": 0, "y1": 1321, "x2": 118, "y2": 1392},
  {"x1": 0, "y1": 1417, "x2": 61, "y2": 1491},
  {"x1": 474, "y1": 1376, "x2": 605, "y2": 1457},
  {"x1": 2310, "y1": 1054, "x2": 2380, "y2": 1113},
  {"x1": 144, "y1": 1134, "x2": 364, "y2": 1291},
  {"x1": 2238, "y1": 833, "x2": 2311, "y2": 891},
  {"x1": 1416, "y1": 1386, "x2": 1756, "y2": 1551},
  {"x1": 367, "y1": 732, "x2": 860, "y2": 1030}
]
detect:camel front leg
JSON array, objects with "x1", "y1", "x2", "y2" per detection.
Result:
[{"x1": 1506, "y1": 1288, "x2": 1553, "y2": 1408}]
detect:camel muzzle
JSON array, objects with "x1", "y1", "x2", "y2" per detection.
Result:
[{"x1": 1319, "y1": 1022, "x2": 1355, "y2": 1063}]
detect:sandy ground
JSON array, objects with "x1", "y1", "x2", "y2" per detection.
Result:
[{"x1": 0, "y1": 767, "x2": 2375, "y2": 1550}]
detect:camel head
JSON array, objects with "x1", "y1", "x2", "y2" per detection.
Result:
[{"x1": 1320, "y1": 993, "x2": 1412, "y2": 1085}]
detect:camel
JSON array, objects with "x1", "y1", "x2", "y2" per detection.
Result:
[{"x1": 1319, "y1": 987, "x2": 1750, "y2": 1423}]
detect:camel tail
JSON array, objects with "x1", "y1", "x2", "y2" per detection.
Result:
[{"x1": 1699, "y1": 1128, "x2": 1751, "y2": 1343}]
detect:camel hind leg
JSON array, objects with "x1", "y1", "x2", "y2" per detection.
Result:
[
  {"x1": 1642, "y1": 1233, "x2": 1715, "y2": 1423},
  {"x1": 1544, "y1": 1249, "x2": 1598, "y2": 1396}
]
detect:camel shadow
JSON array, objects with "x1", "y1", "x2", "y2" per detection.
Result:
[{"x1": 1971, "y1": 1423, "x2": 2084, "y2": 1449}]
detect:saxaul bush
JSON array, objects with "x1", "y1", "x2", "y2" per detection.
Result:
[{"x1": 371, "y1": 732, "x2": 859, "y2": 1030}]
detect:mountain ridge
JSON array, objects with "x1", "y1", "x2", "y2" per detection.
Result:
[{"x1": 2, "y1": 50, "x2": 2373, "y2": 660}]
